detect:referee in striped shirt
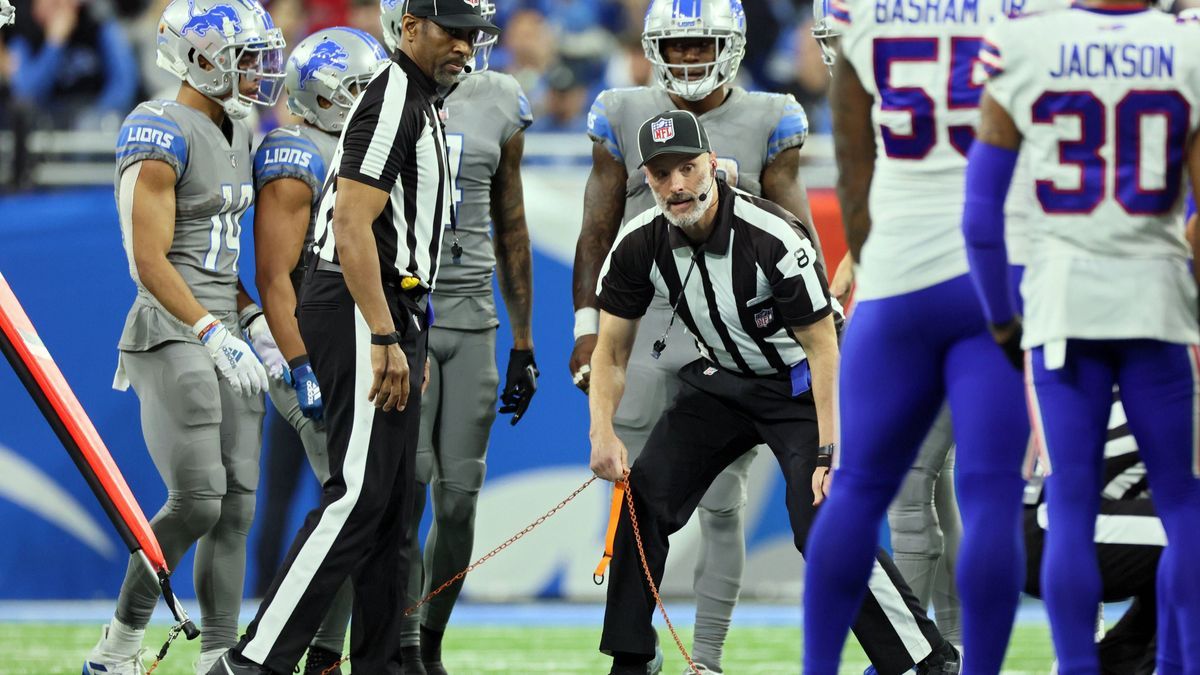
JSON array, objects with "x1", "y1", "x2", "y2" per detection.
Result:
[
  {"x1": 213, "y1": 2, "x2": 498, "y2": 673},
  {"x1": 588, "y1": 110, "x2": 823, "y2": 673}
]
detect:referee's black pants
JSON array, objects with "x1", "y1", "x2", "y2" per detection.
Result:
[
  {"x1": 234, "y1": 270, "x2": 427, "y2": 674},
  {"x1": 1023, "y1": 500, "x2": 1162, "y2": 675},
  {"x1": 601, "y1": 359, "x2": 945, "y2": 674}
]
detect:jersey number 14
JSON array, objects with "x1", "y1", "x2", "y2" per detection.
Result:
[{"x1": 203, "y1": 184, "x2": 253, "y2": 272}]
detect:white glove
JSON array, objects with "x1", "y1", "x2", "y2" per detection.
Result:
[
  {"x1": 194, "y1": 314, "x2": 269, "y2": 396},
  {"x1": 239, "y1": 304, "x2": 287, "y2": 380},
  {"x1": 0, "y1": 0, "x2": 14, "y2": 27}
]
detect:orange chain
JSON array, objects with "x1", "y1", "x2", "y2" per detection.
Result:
[
  {"x1": 621, "y1": 475, "x2": 700, "y2": 675},
  {"x1": 321, "y1": 475, "x2": 601, "y2": 675}
]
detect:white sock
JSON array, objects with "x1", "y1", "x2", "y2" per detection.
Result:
[
  {"x1": 196, "y1": 647, "x2": 226, "y2": 674},
  {"x1": 105, "y1": 617, "x2": 145, "y2": 657}
]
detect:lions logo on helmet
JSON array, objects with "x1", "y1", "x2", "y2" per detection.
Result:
[
  {"x1": 285, "y1": 28, "x2": 388, "y2": 133},
  {"x1": 156, "y1": 0, "x2": 286, "y2": 120},
  {"x1": 642, "y1": 0, "x2": 747, "y2": 102}
]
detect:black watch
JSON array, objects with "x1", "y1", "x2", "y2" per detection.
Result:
[
  {"x1": 816, "y1": 443, "x2": 836, "y2": 468},
  {"x1": 370, "y1": 331, "x2": 402, "y2": 346}
]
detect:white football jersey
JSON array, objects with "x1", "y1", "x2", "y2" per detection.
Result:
[
  {"x1": 833, "y1": 0, "x2": 1060, "y2": 299},
  {"x1": 981, "y1": 6, "x2": 1200, "y2": 347}
]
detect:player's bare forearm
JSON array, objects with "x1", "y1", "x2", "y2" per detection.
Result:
[
  {"x1": 255, "y1": 177, "x2": 315, "y2": 361},
  {"x1": 127, "y1": 159, "x2": 209, "y2": 328},
  {"x1": 492, "y1": 131, "x2": 534, "y2": 349},
  {"x1": 235, "y1": 282, "x2": 256, "y2": 313},
  {"x1": 573, "y1": 143, "x2": 628, "y2": 313},
  {"x1": 332, "y1": 177, "x2": 394, "y2": 334},
  {"x1": 763, "y1": 147, "x2": 825, "y2": 264},
  {"x1": 588, "y1": 312, "x2": 637, "y2": 440},
  {"x1": 793, "y1": 314, "x2": 839, "y2": 447},
  {"x1": 830, "y1": 56, "x2": 876, "y2": 262}
]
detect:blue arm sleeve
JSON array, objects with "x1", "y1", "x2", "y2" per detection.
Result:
[
  {"x1": 96, "y1": 21, "x2": 138, "y2": 114},
  {"x1": 8, "y1": 37, "x2": 66, "y2": 103},
  {"x1": 962, "y1": 140, "x2": 1019, "y2": 326}
]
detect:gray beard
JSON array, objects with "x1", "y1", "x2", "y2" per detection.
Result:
[{"x1": 654, "y1": 174, "x2": 713, "y2": 231}]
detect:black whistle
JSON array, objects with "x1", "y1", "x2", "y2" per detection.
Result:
[
  {"x1": 451, "y1": 241, "x2": 463, "y2": 264},
  {"x1": 651, "y1": 339, "x2": 666, "y2": 359}
]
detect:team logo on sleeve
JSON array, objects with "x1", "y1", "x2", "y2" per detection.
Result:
[
  {"x1": 651, "y1": 117, "x2": 675, "y2": 143},
  {"x1": 181, "y1": 0, "x2": 242, "y2": 37},
  {"x1": 298, "y1": 38, "x2": 350, "y2": 89},
  {"x1": 754, "y1": 308, "x2": 775, "y2": 329}
]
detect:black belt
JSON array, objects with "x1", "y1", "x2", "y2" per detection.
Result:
[{"x1": 314, "y1": 258, "x2": 428, "y2": 298}]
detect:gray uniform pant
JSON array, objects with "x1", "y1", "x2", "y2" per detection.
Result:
[
  {"x1": 613, "y1": 304, "x2": 756, "y2": 670},
  {"x1": 401, "y1": 325, "x2": 500, "y2": 644},
  {"x1": 113, "y1": 341, "x2": 263, "y2": 653},
  {"x1": 266, "y1": 377, "x2": 354, "y2": 654},
  {"x1": 887, "y1": 404, "x2": 963, "y2": 646}
]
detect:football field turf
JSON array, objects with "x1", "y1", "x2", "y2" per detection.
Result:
[{"x1": 3, "y1": 622, "x2": 1056, "y2": 674}]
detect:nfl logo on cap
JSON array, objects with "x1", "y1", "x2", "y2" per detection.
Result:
[
  {"x1": 651, "y1": 117, "x2": 675, "y2": 143},
  {"x1": 465, "y1": 0, "x2": 480, "y2": 6}
]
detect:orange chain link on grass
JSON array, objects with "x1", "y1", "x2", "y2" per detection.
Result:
[
  {"x1": 621, "y1": 474, "x2": 700, "y2": 675},
  {"x1": 321, "y1": 474, "x2": 601, "y2": 675}
]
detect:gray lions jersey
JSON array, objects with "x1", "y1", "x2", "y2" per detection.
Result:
[
  {"x1": 114, "y1": 100, "x2": 254, "y2": 352},
  {"x1": 586, "y1": 86, "x2": 809, "y2": 221},
  {"x1": 434, "y1": 70, "x2": 532, "y2": 330},
  {"x1": 253, "y1": 124, "x2": 338, "y2": 293}
]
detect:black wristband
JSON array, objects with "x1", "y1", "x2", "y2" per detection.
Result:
[
  {"x1": 816, "y1": 443, "x2": 835, "y2": 469},
  {"x1": 287, "y1": 355, "x2": 310, "y2": 370},
  {"x1": 370, "y1": 331, "x2": 402, "y2": 346}
]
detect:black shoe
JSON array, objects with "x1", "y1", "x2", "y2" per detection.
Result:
[
  {"x1": 303, "y1": 646, "x2": 343, "y2": 675},
  {"x1": 917, "y1": 642, "x2": 961, "y2": 675},
  {"x1": 423, "y1": 660, "x2": 449, "y2": 675},
  {"x1": 206, "y1": 651, "x2": 274, "y2": 675},
  {"x1": 399, "y1": 645, "x2": 428, "y2": 675}
]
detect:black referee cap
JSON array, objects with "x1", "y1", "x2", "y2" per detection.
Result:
[
  {"x1": 405, "y1": 0, "x2": 501, "y2": 36},
  {"x1": 637, "y1": 110, "x2": 711, "y2": 168}
]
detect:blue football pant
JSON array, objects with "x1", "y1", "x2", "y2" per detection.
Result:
[
  {"x1": 1028, "y1": 340, "x2": 1200, "y2": 674},
  {"x1": 804, "y1": 274, "x2": 1029, "y2": 674}
]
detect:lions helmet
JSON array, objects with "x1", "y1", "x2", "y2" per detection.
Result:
[
  {"x1": 0, "y1": 0, "x2": 15, "y2": 27},
  {"x1": 642, "y1": 0, "x2": 747, "y2": 102},
  {"x1": 380, "y1": 0, "x2": 497, "y2": 79},
  {"x1": 285, "y1": 28, "x2": 388, "y2": 133},
  {"x1": 156, "y1": 0, "x2": 286, "y2": 120},
  {"x1": 811, "y1": 0, "x2": 842, "y2": 70}
]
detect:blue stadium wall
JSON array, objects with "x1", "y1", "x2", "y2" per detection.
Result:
[{"x1": 0, "y1": 183, "x2": 808, "y2": 603}]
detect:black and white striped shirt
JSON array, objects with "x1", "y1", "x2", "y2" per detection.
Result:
[
  {"x1": 597, "y1": 180, "x2": 831, "y2": 377},
  {"x1": 313, "y1": 50, "x2": 454, "y2": 289}
]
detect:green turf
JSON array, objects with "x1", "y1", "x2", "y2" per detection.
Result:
[{"x1": 3, "y1": 622, "x2": 1055, "y2": 674}]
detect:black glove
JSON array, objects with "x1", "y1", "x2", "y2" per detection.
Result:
[
  {"x1": 992, "y1": 319, "x2": 1025, "y2": 371},
  {"x1": 499, "y1": 349, "x2": 539, "y2": 425}
]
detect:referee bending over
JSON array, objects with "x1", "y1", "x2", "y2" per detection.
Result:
[
  {"x1": 212, "y1": 2, "x2": 499, "y2": 674},
  {"x1": 589, "y1": 110, "x2": 840, "y2": 673}
]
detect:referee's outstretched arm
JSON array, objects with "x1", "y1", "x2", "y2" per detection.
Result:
[
  {"x1": 331, "y1": 178, "x2": 411, "y2": 412},
  {"x1": 587, "y1": 310, "x2": 640, "y2": 482}
]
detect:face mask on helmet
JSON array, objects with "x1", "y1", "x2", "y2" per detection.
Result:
[
  {"x1": 156, "y1": 0, "x2": 286, "y2": 119},
  {"x1": 286, "y1": 28, "x2": 388, "y2": 132},
  {"x1": 810, "y1": 0, "x2": 841, "y2": 72},
  {"x1": 642, "y1": 0, "x2": 747, "y2": 102}
]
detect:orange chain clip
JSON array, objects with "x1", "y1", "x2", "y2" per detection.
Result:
[
  {"x1": 320, "y1": 475, "x2": 602, "y2": 675},
  {"x1": 620, "y1": 472, "x2": 700, "y2": 675}
]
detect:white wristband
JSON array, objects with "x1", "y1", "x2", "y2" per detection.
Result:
[
  {"x1": 192, "y1": 313, "x2": 220, "y2": 341},
  {"x1": 573, "y1": 307, "x2": 599, "y2": 341}
]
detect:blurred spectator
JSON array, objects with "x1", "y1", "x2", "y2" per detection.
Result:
[
  {"x1": 345, "y1": 0, "x2": 383, "y2": 44},
  {"x1": 766, "y1": 18, "x2": 831, "y2": 133},
  {"x1": 530, "y1": 61, "x2": 589, "y2": 133},
  {"x1": 601, "y1": 30, "x2": 651, "y2": 90},
  {"x1": 495, "y1": 8, "x2": 556, "y2": 96},
  {"x1": 5, "y1": 0, "x2": 137, "y2": 129}
]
